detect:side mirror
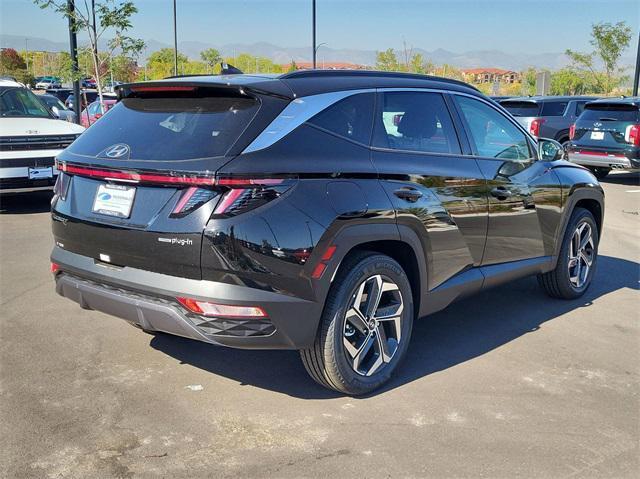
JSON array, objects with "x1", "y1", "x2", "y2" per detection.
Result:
[
  {"x1": 537, "y1": 138, "x2": 564, "y2": 161},
  {"x1": 51, "y1": 106, "x2": 60, "y2": 118}
]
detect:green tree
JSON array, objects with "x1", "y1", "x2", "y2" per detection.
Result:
[
  {"x1": 375, "y1": 48, "x2": 399, "y2": 71},
  {"x1": 407, "y1": 53, "x2": 434, "y2": 74},
  {"x1": 35, "y1": 0, "x2": 144, "y2": 107},
  {"x1": 146, "y1": 48, "x2": 188, "y2": 79},
  {"x1": 287, "y1": 60, "x2": 298, "y2": 72},
  {"x1": 200, "y1": 48, "x2": 222, "y2": 73},
  {"x1": 520, "y1": 67, "x2": 537, "y2": 95},
  {"x1": 565, "y1": 21, "x2": 632, "y2": 93}
]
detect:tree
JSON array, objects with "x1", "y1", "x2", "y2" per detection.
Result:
[
  {"x1": 200, "y1": 48, "x2": 222, "y2": 73},
  {"x1": 0, "y1": 48, "x2": 32, "y2": 84},
  {"x1": 34, "y1": 0, "x2": 144, "y2": 108},
  {"x1": 287, "y1": 60, "x2": 298, "y2": 73},
  {"x1": 146, "y1": 48, "x2": 188, "y2": 79},
  {"x1": 565, "y1": 21, "x2": 632, "y2": 93},
  {"x1": 375, "y1": 48, "x2": 399, "y2": 71}
]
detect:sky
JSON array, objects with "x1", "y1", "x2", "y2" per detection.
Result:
[{"x1": 1, "y1": 0, "x2": 638, "y2": 54}]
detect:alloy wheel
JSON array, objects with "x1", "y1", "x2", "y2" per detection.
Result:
[
  {"x1": 568, "y1": 221, "x2": 595, "y2": 288},
  {"x1": 342, "y1": 275, "x2": 404, "y2": 376}
]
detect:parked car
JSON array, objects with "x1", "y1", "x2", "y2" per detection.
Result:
[
  {"x1": 500, "y1": 96, "x2": 599, "y2": 147},
  {"x1": 38, "y1": 93, "x2": 77, "y2": 123},
  {"x1": 35, "y1": 76, "x2": 62, "y2": 90},
  {"x1": 80, "y1": 99, "x2": 117, "y2": 127},
  {"x1": 103, "y1": 80, "x2": 123, "y2": 93},
  {"x1": 45, "y1": 88, "x2": 73, "y2": 104},
  {"x1": 81, "y1": 77, "x2": 97, "y2": 89},
  {"x1": 51, "y1": 71, "x2": 604, "y2": 394},
  {"x1": 566, "y1": 97, "x2": 640, "y2": 179},
  {"x1": 64, "y1": 90, "x2": 98, "y2": 111},
  {"x1": 0, "y1": 79, "x2": 84, "y2": 193}
]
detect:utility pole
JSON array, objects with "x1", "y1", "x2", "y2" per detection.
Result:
[
  {"x1": 633, "y1": 31, "x2": 640, "y2": 97},
  {"x1": 173, "y1": 0, "x2": 178, "y2": 76},
  {"x1": 67, "y1": 0, "x2": 81, "y2": 124},
  {"x1": 312, "y1": 0, "x2": 316, "y2": 68}
]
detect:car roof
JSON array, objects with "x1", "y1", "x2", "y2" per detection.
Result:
[
  {"x1": 0, "y1": 79, "x2": 24, "y2": 88},
  {"x1": 585, "y1": 96, "x2": 640, "y2": 107},
  {"x1": 501, "y1": 95, "x2": 599, "y2": 103},
  {"x1": 119, "y1": 70, "x2": 482, "y2": 100}
]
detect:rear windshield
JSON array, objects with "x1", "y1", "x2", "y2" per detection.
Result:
[
  {"x1": 68, "y1": 93, "x2": 260, "y2": 161},
  {"x1": 579, "y1": 103, "x2": 639, "y2": 122},
  {"x1": 500, "y1": 101, "x2": 541, "y2": 117}
]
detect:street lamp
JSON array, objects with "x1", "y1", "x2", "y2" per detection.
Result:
[
  {"x1": 315, "y1": 42, "x2": 327, "y2": 69},
  {"x1": 173, "y1": 0, "x2": 178, "y2": 76}
]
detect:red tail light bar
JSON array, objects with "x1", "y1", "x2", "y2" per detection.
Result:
[{"x1": 56, "y1": 162, "x2": 285, "y2": 188}]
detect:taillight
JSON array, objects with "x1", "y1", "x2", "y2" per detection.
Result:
[
  {"x1": 625, "y1": 124, "x2": 640, "y2": 146},
  {"x1": 50, "y1": 262, "x2": 60, "y2": 274},
  {"x1": 530, "y1": 118, "x2": 545, "y2": 137},
  {"x1": 569, "y1": 123, "x2": 576, "y2": 140},
  {"x1": 176, "y1": 297, "x2": 267, "y2": 318},
  {"x1": 212, "y1": 178, "x2": 293, "y2": 217},
  {"x1": 171, "y1": 187, "x2": 217, "y2": 217}
]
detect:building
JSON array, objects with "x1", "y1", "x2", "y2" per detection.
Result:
[
  {"x1": 461, "y1": 68, "x2": 520, "y2": 84},
  {"x1": 281, "y1": 61, "x2": 368, "y2": 71}
]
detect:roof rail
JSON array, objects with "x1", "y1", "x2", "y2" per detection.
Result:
[{"x1": 279, "y1": 69, "x2": 479, "y2": 91}]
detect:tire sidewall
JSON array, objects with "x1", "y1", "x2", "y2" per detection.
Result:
[{"x1": 325, "y1": 254, "x2": 414, "y2": 394}]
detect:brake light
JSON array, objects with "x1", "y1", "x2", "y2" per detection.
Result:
[
  {"x1": 625, "y1": 124, "x2": 640, "y2": 146},
  {"x1": 57, "y1": 162, "x2": 217, "y2": 187},
  {"x1": 130, "y1": 85, "x2": 196, "y2": 93},
  {"x1": 569, "y1": 123, "x2": 576, "y2": 140},
  {"x1": 176, "y1": 297, "x2": 267, "y2": 318},
  {"x1": 212, "y1": 178, "x2": 292, "y2": 217},
  {"x1": 530, "y1": 118, "x2": 545, "y2": 137}
]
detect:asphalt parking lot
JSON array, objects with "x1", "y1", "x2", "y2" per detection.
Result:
[{"x1": 1, "y1": 172, "x2": 638, "y2": 478}]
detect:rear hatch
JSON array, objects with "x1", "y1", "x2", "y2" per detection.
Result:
[
  {"x1": 499, "y1": 100, "x2": 541, "y2": 130},
  {"x1": 52, "y1": 83, "x2": 287, "y2": 279},
  {"x1": 572, "y1": 101, "x2": 640, "y2": 153}
]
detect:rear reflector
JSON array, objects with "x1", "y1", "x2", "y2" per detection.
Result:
[
  {"x1": 312, "y1": 245, "x2": 337, "y2": 279},
  {"x1": 176, "y1": 297, "x2": 267, "y2": 318}
]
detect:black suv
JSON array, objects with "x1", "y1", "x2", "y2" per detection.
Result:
[
  {"x1": 51, "y1": 71, "x2": 604, "y2": 395},
  {"x1": 566, "y1": 97, "x2": 640, "y2": 179}
]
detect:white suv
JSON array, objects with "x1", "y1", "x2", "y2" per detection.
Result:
[{"x1": 1, "y1": 80, "x2": 85, "y2": 193}]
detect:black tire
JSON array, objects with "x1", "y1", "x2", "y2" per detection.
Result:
[
  {"x1": 300, "y1": 252, "x2": 414, "y2": 395},
  {"x1": 538, "y1": 207, "x2": 599, "y2": 299},
  {"x1": 589, "y1": 167, "x2": 610, "y2": 179}
]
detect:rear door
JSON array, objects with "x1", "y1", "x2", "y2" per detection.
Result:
[
  {"x1": 371, "y1": 90, "x2": 488, "y2": 290},
  {"x1": 52, "y1": 86, "x2": 270, "y2": 279}
]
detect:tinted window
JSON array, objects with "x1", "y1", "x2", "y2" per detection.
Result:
[
  {"x1": 455, "y1": 95, "x2": 531, "y2": 161},
  {"x1": 541, "y1": 101, "x2": 568, "y2": 116},
  {"x1": 0, "y1": 87, "x2": 52, "y2": 119},
  {"x1": 307, "y1": 93, "x2": 374, "y2": 145},
  {"x1": 373, "y1": 91, "x2": 460, "y2": 154},
  {"x1": 69, "y1": 93, "x2": 260, "y2": 161},
  {"x1": 575, "y1": 101, "x2": 589, "y2": 116},
  {"x1": 500, "y1": 101, "x2": 541, "y2": 117},
  {"x1": 579, "y1": 103, "x2": 639, "y2": 122}
]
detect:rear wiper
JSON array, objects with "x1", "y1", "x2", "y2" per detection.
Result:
[{"x1": 598, "y1": 117, "x2": 619, "y2": 121}]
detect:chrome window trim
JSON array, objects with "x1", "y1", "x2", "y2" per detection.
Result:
[{"x1": 242, "y1": 89, "x2": 372, "y2": 154}]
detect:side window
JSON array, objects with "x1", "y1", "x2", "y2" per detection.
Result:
[
  {"x1": 541, "y1": 101, "x2": 568, "y2": 116},
  {"x1": 454, "y1": 95, "x2": 532, "y2": 161},
  {"x1": 307, "y1": 93, "x2": 374, "y2": 145},
  {"x1": 575, "y1": 101, "x2": 588, "y2": 116},
  {"x1": 373, "y1": 91, "x2": 461, "y2": 154}
]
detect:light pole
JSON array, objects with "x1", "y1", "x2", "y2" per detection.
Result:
[
  {"x1": 633, "y1": 31, "x2": 640, "y2": 97},
  {"x1": 67, "y1": 0, "x2": 81, "y2": 124},
  {"x1": 173, "y1": 0, "x2": 178, "y2": 76},
  {"x1": 312, "y1": 0, "x2": 316, "y2": 68},
  {"x1": 314, "y1": 42, "x2": 327, "y2": 69}
]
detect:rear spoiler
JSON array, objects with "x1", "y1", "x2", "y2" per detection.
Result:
[{"x1": 115, "y1": 78, "x2": 294, "y2": 101}]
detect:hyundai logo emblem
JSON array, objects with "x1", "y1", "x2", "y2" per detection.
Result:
[{"x1": 104, "y1": 144, "x2": 130, "y2": 159}]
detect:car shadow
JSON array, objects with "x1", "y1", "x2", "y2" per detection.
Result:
[
  {"x1": 150, "y1": 254, "x2": 639, "y2": 399},
  {"x1": 0, "y1": 191, "x2": 53, "y2": 214},
  {"x1": 600, "y1": 171, "x2": 640, "y2": 186}
]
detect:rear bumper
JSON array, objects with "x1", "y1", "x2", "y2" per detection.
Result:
[
  {"x1": 51, "y1": 246, "x2": 323, "y2": 350},
  {"x1": 567, "y1": 149, "x2": 640, "y2": 170}
]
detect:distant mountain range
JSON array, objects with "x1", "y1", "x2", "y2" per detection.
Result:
[{"x1": 1, "y1": 33, "x2": 634, "y2": 71}]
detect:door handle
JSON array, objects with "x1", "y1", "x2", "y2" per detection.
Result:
[
  {"x1": 394, "y1": 188, "x2": 423, "y2": 203},
  {"x1": 490, "y1": 186, "x2": 513, "y2": 200}
]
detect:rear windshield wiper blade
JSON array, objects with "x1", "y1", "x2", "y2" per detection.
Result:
[{"x1": 598, "y1": 117, "x2": 619, "y2": 121}]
